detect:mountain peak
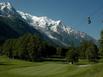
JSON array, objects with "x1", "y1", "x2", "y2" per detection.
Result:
[
  {"x1": 0, "y1": 2, "x2": 18, "y2": 16},
  {"x1": 0, "y1": 2, "x2": 12, "y2": 10}
]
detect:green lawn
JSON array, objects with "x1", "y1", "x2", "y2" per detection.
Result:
[{"x1": 0, "y1": 56, "x2": 103, "y2": 77}]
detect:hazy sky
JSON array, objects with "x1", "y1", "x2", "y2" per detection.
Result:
[{"x1": 0, "y1": 0, "x2": 103, "y2": 39}]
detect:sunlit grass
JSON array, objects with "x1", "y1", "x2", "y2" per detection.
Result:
[{"x1": 0, "y1": 56, "x2": 103, "y2": 77}]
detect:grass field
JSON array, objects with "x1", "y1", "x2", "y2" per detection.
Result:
[{"x1": 0, "y1": 56, "x2": 103, "y2": 77}]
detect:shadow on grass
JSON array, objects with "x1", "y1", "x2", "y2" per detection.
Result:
[
  {"x1": 0, "y1": 62, "x2": 13, "y2": 65},
  {"x1": 42, "y1": 58, "x2": 66, "y2": 62}
]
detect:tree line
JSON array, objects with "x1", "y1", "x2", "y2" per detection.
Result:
[
  {"x1": 0, "y1": 30, "x2": 103, "y2": 64},
  {"x1": 1, "y1": 33, "x2": 56, "y2": 61},
  {"x1": 66, "y1": 41, "x2": 99, "y2": 64}
]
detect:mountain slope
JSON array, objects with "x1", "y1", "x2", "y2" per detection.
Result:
[
  {"x1": 0, "y1": 18, "x2": 19, "y2": 43},
  {"x1": 0, "y1": 2, "x2": 48, "y2": 44}
]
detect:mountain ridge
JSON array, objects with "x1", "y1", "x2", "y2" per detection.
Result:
[
  {"x1": 18, "y1": 11, "x2": 95, "y2": 47},
  {"x1": 0, "y1": 2, "x2": 96, "y2": 47}
]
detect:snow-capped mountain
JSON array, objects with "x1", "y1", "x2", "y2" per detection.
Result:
[
  {"x1": 0, "y1": 2, "x2": 95, "y2": 47},
  {"x1": 18, "y1": 11, "x2": 95, "y2": 46},
  {"x1": 0, "y1": 2, "x2": 20, "y2": 17}
]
